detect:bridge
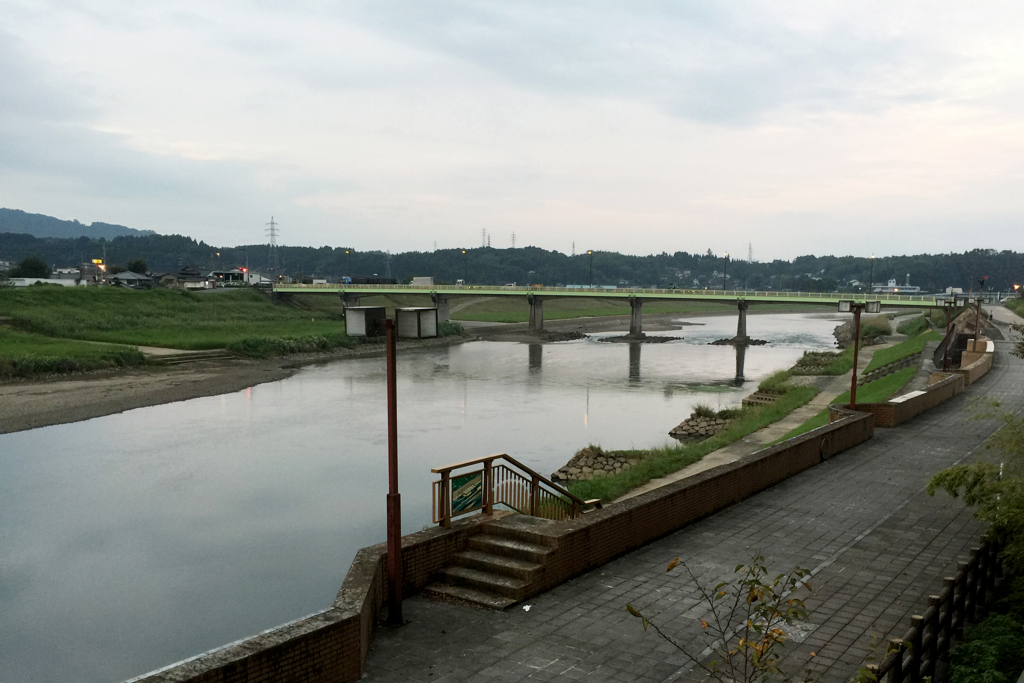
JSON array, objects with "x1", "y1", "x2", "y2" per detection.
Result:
[{"x1": 273, "y1": 283, "x2": 942, "y2": 339}]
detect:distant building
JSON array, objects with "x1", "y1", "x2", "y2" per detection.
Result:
[
  {"x1": 53, "y1": 267, "x2": 81, "y2": 281},
  {"x1": 874, "y1": 274, "x2": 922, "y2": 295},
  {"x1": 109, "y1": 271, "x2": 155, "y2": 289},
  {"x1": 410, "y1": 276, "x2": 434, "y2": 287}
]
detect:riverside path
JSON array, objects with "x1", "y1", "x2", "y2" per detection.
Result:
[{"x1": 362, "y1": 339, "x2": 1023, "y2": 683}]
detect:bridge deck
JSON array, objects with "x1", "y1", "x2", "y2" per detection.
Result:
[{"x1": 273, "y1": 284, "x2": 941, "y2": 308}]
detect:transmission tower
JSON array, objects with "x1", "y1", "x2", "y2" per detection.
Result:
[
  {"x1": 481, "y1": 228, "x2": 487, "y2": 248},
  {"x1": 265, "y1": 216, "x2": 280, "y2": 272},
  {"x1": 385, "y1": 250, "x2": 392, "y2": 278},
  {"x1": 748, "y1": 242, "x2": 753, "y2": 263},
  {"x1": 511, "y1": 232, "x2": 516, "y2": 248}
]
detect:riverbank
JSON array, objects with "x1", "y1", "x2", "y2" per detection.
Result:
[{"x1": 0, "y1": 334, "x2": 469, "y2": 433}]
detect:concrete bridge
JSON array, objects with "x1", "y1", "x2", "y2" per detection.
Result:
[{"x1": 273, "y1": 283, "x2": 941, "y2": 339}]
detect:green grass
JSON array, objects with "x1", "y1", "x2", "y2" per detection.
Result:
[
  {"x1": 790, "y1": 346, "x2": 854, "y2": 376},
  {"x1": 896, "y1": 315, "x2": 930, "y2": 337},
  {"x1": 778, "y1": 366, "x2": 918, "y2": 440},
  {"x1": 0, "y1": 287, "x2": 357, "y2": 356},
  {"x1": 863, "y1": 330, "x2": 942, "y2": 374},
  {"x1": 0, "y1": 328, "x2": 147, "y2": 378},
  {"x1": 567, "y1": 386, "x2": 819, "y2": 502},
  {"x1": 860, "y1": 315, "x2": 892, "y2": 339},
  {"x1": 758, "y1": 369, "x2": 793, "y2": 394},
  {"x1": 1006, "y1": 298, "x2": 1024, "y2": 318}
]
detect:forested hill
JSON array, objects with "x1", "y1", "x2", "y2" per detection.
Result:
[
  {"x1": 0, "y1": 208, "x2": 156, "y2": 239},
  {"x1": 0, "y1": 230, "x2": 1020, "y2": 293}
]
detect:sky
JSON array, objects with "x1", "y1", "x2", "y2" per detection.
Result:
[{"x1": 2, "y1": 1, "x2": 1023, "y2": 260}]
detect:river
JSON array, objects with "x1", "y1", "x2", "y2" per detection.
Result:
[{"x1": 0, "y1": 311, "x2": 842, "y2": 682}]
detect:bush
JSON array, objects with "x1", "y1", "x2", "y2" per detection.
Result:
[
  {"x1": 226, "y1": 333, "x2": 355, "y2": 358},
  {"x1": 896, "y1": 315, "x2": 930, "y2": 337},
  {"x1": 950, "y1": 614, "x2": 1024, "y2": 683},
  {"x1": 692, "y1": 403, "x2": 716, "y2": 418},
  {"x1": 758, "y1": 369, "x2": 793, "y2": 394},
  {"x1": 438, "y1": 320, "x2": 463, "y2": 337},
  {"x1": 860, "y1": 315, "x2": 891, "y2": 339}
]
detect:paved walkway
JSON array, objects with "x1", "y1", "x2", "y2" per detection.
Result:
[{"x1": 363, "y1": 342, "x2": 1022, "y2": 683}]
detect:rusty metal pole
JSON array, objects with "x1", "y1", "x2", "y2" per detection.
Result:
[
  {"x1": 973, "y1": 297, "x2": 983, "y2": 347},
  {"x1": 849, "y1": 305, "x2": 862, "y2": 409},
  {"x1": 385, "y1": 318, "x2": 403, "y2": 626}
]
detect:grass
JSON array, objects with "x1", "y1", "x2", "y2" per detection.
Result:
[
  {"x1": 0, "y1": 328, "x2": 147, "y2": 378},
  {"x1": 790, "y1": 346, "x2": 854, "y2": 376},
  {"x1": 566, "y1": 386, "x2": 819, "y2": 502},
  {"x1": 863, "y1": 330, "x2": 942, "y2": 374},
  {"x1": 0, "y1": 287, "x2": 357, "y2": 356},
  {"x1": 1006, "y1": 298, "x2": 1024, "y2": 318},
  {"x1": 896, "y1": 315, "x2": 930, "y2": 337},
  {"x1": 778, "y1": 366, "x2": 918, "y2": 440},
  {"x1": 860, "y1": 315, "x2": 892, "y2": 339}
]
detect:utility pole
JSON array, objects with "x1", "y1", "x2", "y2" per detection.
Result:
[
  {"x1": 588, "y1": 250, "x2": 593, "y2": 288},
  {"x1": 723, "y1": 252, "x2": 729, "y2": 290},
  {"x1": 384, "y1": 319, "x2": 403, "y2": 626}
]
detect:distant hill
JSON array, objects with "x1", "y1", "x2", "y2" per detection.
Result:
[{"x1": 0, "y1": 208, "x2": 156, "y2": 239}]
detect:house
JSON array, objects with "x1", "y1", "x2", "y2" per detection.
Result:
[
  {"x1": 159, "y1": 267, "x2": 214, "y2": 290},
  {"x1": 109, "y1": 271, "x2": 155, "y2": 289}
]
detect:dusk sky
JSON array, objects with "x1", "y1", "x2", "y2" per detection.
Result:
[{"x1": 2, "y1": 2, "x2": 1023, "y2": 259}]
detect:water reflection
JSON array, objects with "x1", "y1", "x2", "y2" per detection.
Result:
[
  {"x1": 629, "y1": 343, "x2": 642, "y2": 382},
  {"x1": 735, "y1": 344, "x2": 747, "y2": 384},
  {"x1": 528, "y1": 343, "x2": 543, "y2": 373}
]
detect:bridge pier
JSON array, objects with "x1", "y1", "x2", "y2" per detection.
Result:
[
  {"x1": 528, "y1": 295, "x2": 544, "y2": 332},
  {"x1": 343, "y1": 293, "x2": 361, "y2": 308},
  {"x1": 431, "y1": 294, "x2": 451, "y2": 322},
  {"x1": 629, "y1": 298, "x2": 644, "y2": 337},
  {"x1": 735, "y1": 300, "x2": 749, "y2": 343}
]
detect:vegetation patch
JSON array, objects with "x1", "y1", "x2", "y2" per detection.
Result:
[
  {"x1": 0, "y1": 328, "x2": 147, "y2": 379},
  {"x1": 438, "y1": 320, "x2": 464, "y2": 337},
  {"x1": 863, "y1": 330, "x2": 942, "y2": 374},
  {"x1": 1006, "y1": 298, "x2": 1024, "y2": 318},
  {"x1": 859, "y1": 315, "x2": 892, "y2": 339},
  {"x1": 778, "y1": 366, "x2": 918, "y2": 440},
  {"x1": 896, "y1": 314, "x2": 930, "y2": 337},
  {"x1": 567, "y1": 386, "x2": 818, "y2": 502},
  {"x1": 790, "y1": 347, "x2": 854, "y2": 376},
  {"x1": 0, "y1": 286, "x2": 355, "y2": 353}
]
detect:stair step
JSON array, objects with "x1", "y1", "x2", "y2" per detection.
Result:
[
  {"x1": 439, "y1": 566, "x2": 530, "y2": 600},
  {"x1": 421, "y1": 583, "x2": 517, "y2": 611},
  {"x1": 455, "y1": 550, "x2": 543, "y2": 581},
  {"x1": 468, "y1": 535, "x2": 554, "y2": 564}
]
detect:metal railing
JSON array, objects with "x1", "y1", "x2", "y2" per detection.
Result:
[
  {"x1": 431, "y1": 453, "x2": 601, "y2": 528},
  {"x1": 863, "y1": 540, "x2": 1001, "y2": 682},
  {"x1": 273, "y1": 282, "x2": 940, "y2": 305}
]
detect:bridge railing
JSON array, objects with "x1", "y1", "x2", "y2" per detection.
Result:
[
  {"x1": 431, "y1": 453, "x2": 601, "y2": 527},
  {"x1": 273, "y1": 283, "x2": 939, "y2": 304}
]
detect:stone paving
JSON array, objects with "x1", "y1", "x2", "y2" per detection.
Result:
[{"x1": 363, "y1": 342, "x2": 1022, "y2": 683}]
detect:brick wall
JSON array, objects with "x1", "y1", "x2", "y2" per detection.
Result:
[{"x1": 831, "y1": 372, "x2": 966, "y2": 428}]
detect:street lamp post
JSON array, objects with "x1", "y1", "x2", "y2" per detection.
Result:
[
  {"x1": 384, "y1": 318, "x2": 403, "y2": 626},
  {"x1": 839, "y1": 299, "x2": 881, "y2": 408},
  {"x1": 722, "y1": 252, "x2": 729, "y2": 290},
  {"x1": 346, "y1": 249, "x2": 352, "y2": 278},
  {"x1": 869, "y1": 254, "x2": 874, "y2": 294},
  {"x1": 588, "y1": 250, "x2": 593, "y2": 288},
  {"x1": 461, "y1": 249, "x2": 467, "y2": 283},
  {"x1": 974, "y1": 276, "x2": 988, "y2": 345}
]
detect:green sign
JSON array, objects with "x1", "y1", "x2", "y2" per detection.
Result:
[{"x1": 452, "y1": 472, "x2": 483, "y2": 514}]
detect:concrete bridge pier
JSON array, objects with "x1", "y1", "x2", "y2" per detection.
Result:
[
  {"x1": 528, "y1": 295, "x2": 544, "y2": 332},
  {"x1": 735, "y1": 300, "x2": 750, "y2": 343},
  {"x1": 734, "y1": 343, "x2": 747, "y2": 384},
  {"x1": 629, "y1": 298, "x2": 643, "y2": 337},
  {"x1": 628, "y1": 342, "x2": 641, "y2": 382},
  {"x1": 431, "y1": 294, "x2": 451, "y2": 322},
  {"x1": 343, "y1": 293, "x2": 361, "y2": 308}
]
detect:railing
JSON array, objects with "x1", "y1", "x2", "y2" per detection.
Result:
[
  {"x1": 274, "y1": 283, "x2": 939, "y2": 304},
  {"x1": 862, "y1": 540, "x2": 1002, "y2": 682},
  {"x1": 431, "y1": 453, "x2": 601, "y2": 528}
]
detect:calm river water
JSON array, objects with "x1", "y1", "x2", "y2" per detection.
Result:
[{"x1": 0, "y1": 311, "x2": 842, "y2": 682}]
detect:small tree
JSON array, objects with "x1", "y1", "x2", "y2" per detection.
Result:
[
  {"x1": 626, "y1": 553, "x2": 815, "y2": 683},
  {"x1": 108, "y1": 264, "x2": 126, "y2": 275},
  {"x1": 127, "y1": 259, "x2": 148, "y2": 274},
  {"x1": 10, "y1": 256, "x2": 50, "y2": 278}
]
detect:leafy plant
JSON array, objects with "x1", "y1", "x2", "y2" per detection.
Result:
[
  {"x1": 692, "y1": 402, "x2": 717, "y2": 418},
  {"x1": 896, "y1": 315, "x2": 930, "y2": 337},
  {"x1": 437, "y1": 320, "x2": 464, "y2": 337},
  {"x1": 758, "y1": 370, "x2": 794, "y2": 395},
  {"x1": 626, "y1": 552, "x2": 815, "y2": 683}
]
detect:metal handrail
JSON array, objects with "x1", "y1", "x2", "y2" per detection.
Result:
[{"x1": 432, "y1": 452, "x2": 600, "y2": 528}]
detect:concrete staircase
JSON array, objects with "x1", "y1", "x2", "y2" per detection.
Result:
[{"x1": 422, "y1": 518, "x2": 555, "y2": 610}]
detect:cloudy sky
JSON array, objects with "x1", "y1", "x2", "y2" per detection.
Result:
[{"x1": 2, "y1": 2, "x2": 1023, "y2": 259}]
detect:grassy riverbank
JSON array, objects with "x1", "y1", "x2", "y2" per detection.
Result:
[
  {"x1": 863, "y1": 330, "x2": 942, "y2": 373},
  {"x1": 567, "y1": 384, "x2": 819, "y2": 502},
  {"x1": 0, "y1": 286, "x2": 356, "y2": 360},
  {"x1": 0, "y1": 328, "x2": 147, "y2": 378}
]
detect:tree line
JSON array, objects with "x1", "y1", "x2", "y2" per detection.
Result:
[{"x1": 1, "y1": 231, "x2": 1021, "y2": 293}]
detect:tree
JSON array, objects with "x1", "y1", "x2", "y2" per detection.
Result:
[
  {"x1": 626, "y1": 553, "x2": 815, "y2": 683},
  {"x1": 127, "y1": 258, "x2": 148, "y2": 273},
  {"x1": 108, "y1": 264, "x2": 126, "y2": 275},
  {"x1": 9, "y1": 256, "x2": 50, "y2": 278},
  {"x1": 929, "y1": 400, "x2": 1024, "y2": 569}
]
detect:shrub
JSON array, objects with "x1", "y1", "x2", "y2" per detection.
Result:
[
  {"x1": 860, "y1": 315, "x2": 891, "y2": 339},
  {"x1": 691, "y1": 403, "x2": 716, "y2": 418},
  {"x1": 758, "y1": 369, "x2": 793, "y2": 394},
  {"x1": 438, "y1": 320, "x2": 463, "y2": 337},
  {"x1": 896, "y1": 315, "x2": 930, "y2": 337}
]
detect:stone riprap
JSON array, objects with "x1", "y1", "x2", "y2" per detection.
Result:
[
  {"x1": 668, "y1": 415, "x2": 731, "y2": 440},
  {"x1": 550, "y1": 447, "x2": 640, "y2": 483}
]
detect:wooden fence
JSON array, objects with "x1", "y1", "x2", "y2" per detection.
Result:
[{"x1": 864, "y1": 540, "x2": 1002, "y2": 682}]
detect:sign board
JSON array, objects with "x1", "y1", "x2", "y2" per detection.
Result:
[{"x1": 451, "y1": 471, "x2": 483, "y2": 515}]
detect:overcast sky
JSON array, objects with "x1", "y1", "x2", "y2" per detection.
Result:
[{"x1": 2, "y1": 2, "x2": 1023, "y2": 259}]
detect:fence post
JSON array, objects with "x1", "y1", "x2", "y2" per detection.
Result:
[
  {"x1": 440, "y1": 470, "x2": 451, "y2": 528},
  {"x1": 976, "y1": 544, "x2": 988, "y2": 612},
  {"x1": 889, "y1": 638, "x2": 904, "y2": 683},
  {"x1": 530, "y1": 474, "x2": 540, "y2": 516},
  {"x1": 966, "y1": 550, "x2": 980, "y2": 622},
  {"x1": 926, "y1": 595, "x2": 941, "y2": 680},
  {"x1": 909, "y1": 615, "x2": 924, "y2": 683},
  {"x1": 954, "y1": 565, "x2": 968, "y2": 640},
  {"x1": 941, "y1": 578, "x2": 956, "y2": 652},
  {"x1": 482, "y1": 460, "x2": 493, "y2": 515}
]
